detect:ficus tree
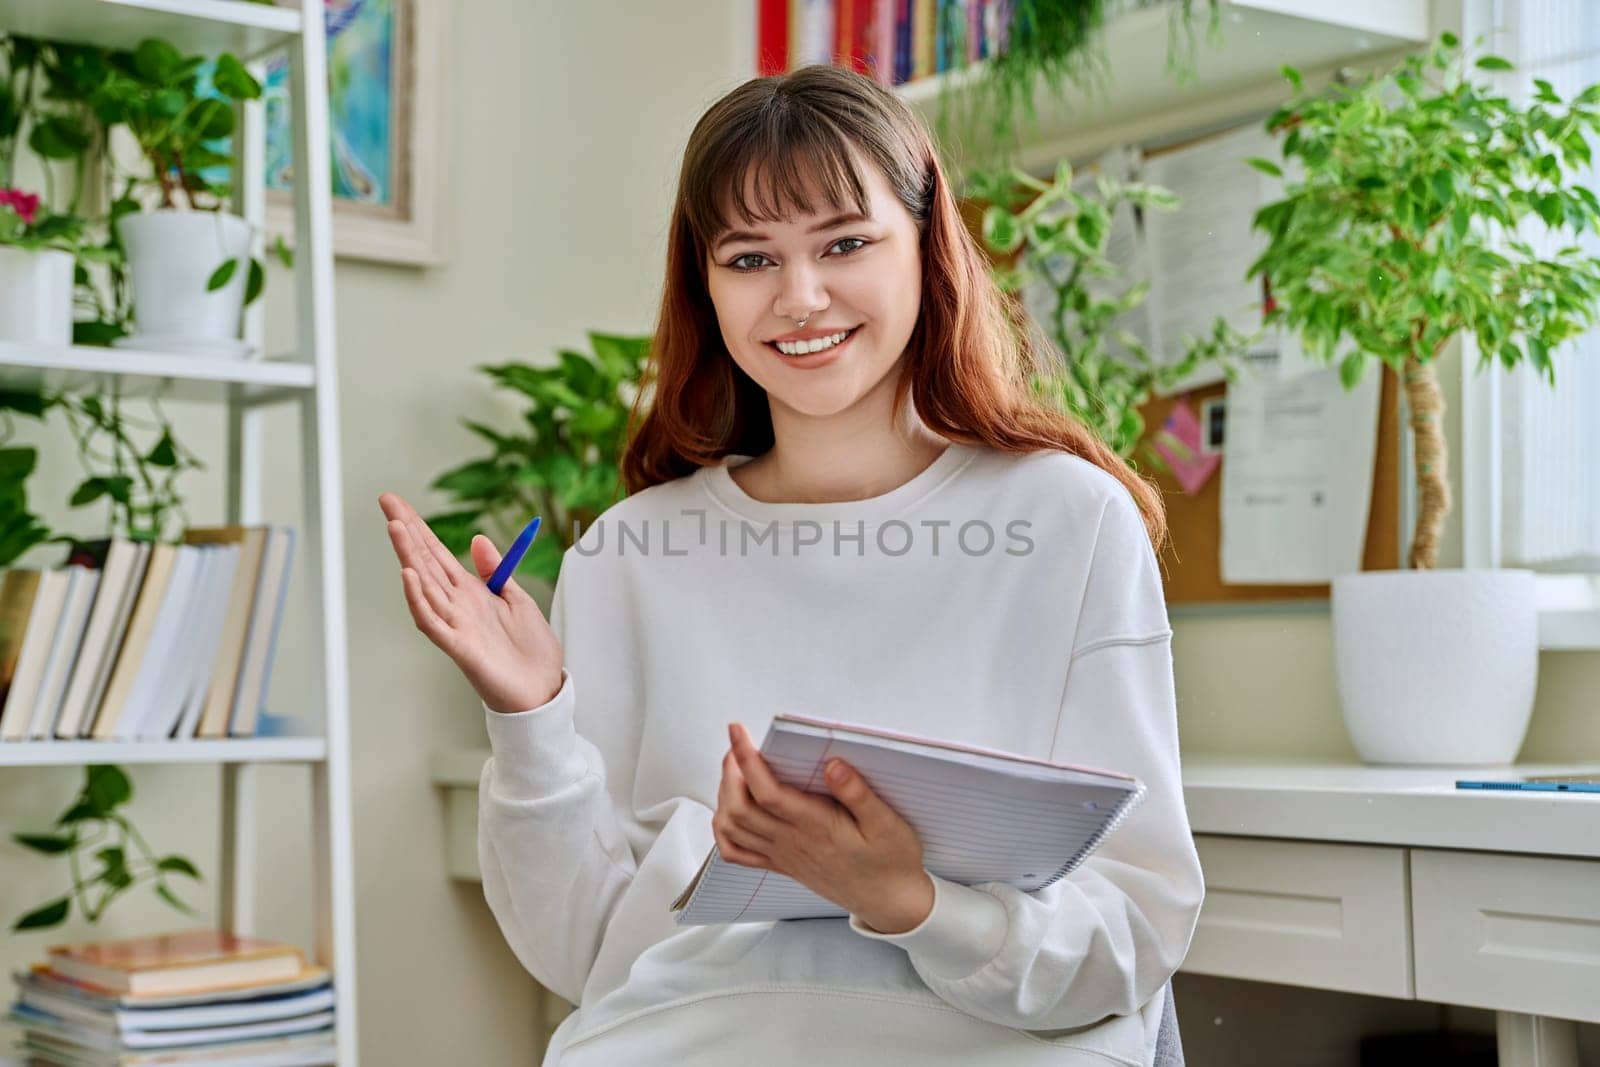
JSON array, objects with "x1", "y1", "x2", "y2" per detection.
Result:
[{"x1": 1246, "y1": 33, "x2": 1600, "y2": 569}]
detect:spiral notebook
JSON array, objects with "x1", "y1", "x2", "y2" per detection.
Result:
[{"x1": 670, "y1": 713, "x2": 1147, "y2": 924}]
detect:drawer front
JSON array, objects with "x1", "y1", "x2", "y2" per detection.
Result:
[
  {"x1": 1181, "y1": 835, "x2": 1413, "y2": 998},
  {"x1": 1412, "y1": 849, "x2": 1600, "y2": 1023}
]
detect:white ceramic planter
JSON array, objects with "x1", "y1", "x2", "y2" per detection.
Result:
[
  {"x1": 0, "y1": 246, "x2": 75, "y2": 346},
  {"x1": 116, "y1": 209, "x2": 253, "y2": 352},
  {"x1": 1331, "y1": 569, "x2": 1538, "y2": 766}
]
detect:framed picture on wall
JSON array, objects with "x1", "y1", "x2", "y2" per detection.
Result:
[{"x1": 263, "y1": 0, "x2": 452, "y2": 266}]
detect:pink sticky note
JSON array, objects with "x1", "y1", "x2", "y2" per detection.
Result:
[{"x1": 1152, "y1": 401, "x2": 1221, "y2": 495}]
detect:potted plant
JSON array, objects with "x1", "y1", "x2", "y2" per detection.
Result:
[
  {"x1": 1246, "y1": 34, "x2": 1600, "y2": 765},
  {"x1": 426, "y1": 332, "x2": 651, "y2": 601},
  {"x1": 971, "y1": 159, "x2": 1247, "y2": 467},
  {"x1": 91, "y1": 39, "x2": 268, "y2": 355},
  {"x1": 0, "y1": 188, "x2": 82, "y2": 346}
]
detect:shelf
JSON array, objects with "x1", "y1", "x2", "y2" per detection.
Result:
[
  {"x1": 0, "y1": 342, "x2": 315, "y2": 404},
  {"x1": 0, "y1": 737, "x2": 327, "y2": 767},
  {"x1": 894, "y1": 0, "x2": 1431, "y2": 170},
  {"x1": 0, "y1": 0, "x2": 302, "y2": 59}
]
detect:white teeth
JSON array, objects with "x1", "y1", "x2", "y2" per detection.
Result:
[{"x1": 776, "y1": 329, "x2": 851, "y2": 356}]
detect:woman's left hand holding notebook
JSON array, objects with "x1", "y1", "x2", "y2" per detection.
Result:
[{"x1": 715, "y1": 722, "x2": 936, "y2": 934}]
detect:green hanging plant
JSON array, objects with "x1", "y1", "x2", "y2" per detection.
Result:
[
  {"x1": 927, "y1": 0, "x2": 1222, "y2": 174},
  {"x1": 971, "y1": 159, "x2": 1248, "y2": 465},
  {"x1": 12, "y1": 765, "x2": 203, "y2": 932}
]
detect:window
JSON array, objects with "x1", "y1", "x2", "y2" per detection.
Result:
[{"x1": 1462, "y1": 0, "x2": 1600, "y2": 646}]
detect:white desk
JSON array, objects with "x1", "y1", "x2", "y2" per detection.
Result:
[
  {"x1": 431, "y1": 749, "x2": 1600, "y2": 1064},
  {"x1": 1181, "y1": 755, "x2": 1600, "y2": 1067}
]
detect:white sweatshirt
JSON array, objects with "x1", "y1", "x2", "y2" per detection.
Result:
[{"x1": 477, "y1": 439, "x2": 1205, "y2": 1067}]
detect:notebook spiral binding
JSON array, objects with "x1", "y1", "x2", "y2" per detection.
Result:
[{"x1": 1032, "y1": 781, "x2": 1149, "y2": 892}]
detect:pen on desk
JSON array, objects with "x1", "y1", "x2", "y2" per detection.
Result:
[{"x1": 487, "y1": 515, "x2": 541, "y2": 596}]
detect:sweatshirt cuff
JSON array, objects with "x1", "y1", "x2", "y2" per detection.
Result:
[
  {"x1": 481, "y1": 668, "x2": 588, "y2": 798},
  {"x1": 848, "y1": 872, "x2": 1009, "y2": 980}
]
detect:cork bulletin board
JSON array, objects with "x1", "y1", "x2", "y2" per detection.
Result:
[{"x1": 1134, "y1": 371, "x2": 1402, "y2": 605}]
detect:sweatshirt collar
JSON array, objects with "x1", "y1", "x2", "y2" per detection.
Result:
[{"x1": 700, "y1": 440, "x2": 978, "y2": 526}]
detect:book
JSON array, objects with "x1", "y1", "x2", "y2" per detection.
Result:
[
  {"x1": 89, "y1": 544, "x2": 178, "y2": 740},
  {"x1": 11, "y1": 999, "x2": 334, "y2": 1050},
  {"x1": 185, "y1": 525, "x2": 270, "y2": 740},
  {"x1": 17, "y1": 964, "x2": 332, "y2": 1008},
  {"x1": 13, "y1": 978, "x2": 334, "y2": 1033},
  {"x1": 18, "y1": 1028, "x2": 335, "y2": 1067},
  {"x1": 160, "y1": 543, "x2": 238, "y2": 741},
  {"x1": 45, "y1": 931, "x2": 308, "y2": 997},
  {"x1": 671, "y1": 712, "x2": 1145, "y2": 924},
  {"x1": 756, "y1": 0, "x2": 788, "y2": 75},
  {"x1": 0, "y1": 569, "x2": 44, "y2": 706},
  {"x1": 227, "y1": 526, "x2": 295, "y2": 738},
  {"x1": 55, "y1": 540, "x2": 151, "y2": 739},
  {"x1": 0, "y1": 567, "x2": 73, "y2": 742},
  {"x1": 110, "y1": 545, "x2": 206, "y2": 741},
  {"x1": 28, "y1": 566, "x2": 100, "y2": 739}
]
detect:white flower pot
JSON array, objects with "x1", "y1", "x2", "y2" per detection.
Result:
[
  {"x1": 1331, "y1": 569, "x2": 1539, "y2": 766},
  {"x1": 117, "y1": 209, "x2": 253, "y2": 351},
  {"x1": 0, "y1": 246, "x2": 75, "y2": 347}
]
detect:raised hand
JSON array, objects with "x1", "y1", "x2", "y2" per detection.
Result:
[{"x1": 378, "y1": 492, "x2": 564, "y2": 713}]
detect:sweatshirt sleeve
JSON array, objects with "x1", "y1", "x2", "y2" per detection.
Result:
[
  {"x1": 476, "y1": 558, "x2": 639, "y2": 1006},
  {"x1": 847, "y1": 487, "x2": 1206, "y2": 1031}
]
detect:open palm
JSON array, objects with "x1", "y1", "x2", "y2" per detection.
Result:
[{"x1": 378, "y1": 492, "x2": 563, "y2": 713}]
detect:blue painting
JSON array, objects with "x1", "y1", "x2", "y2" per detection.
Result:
[{"x1": 264, "y1": 0, "x2": 399, "y2": 208}]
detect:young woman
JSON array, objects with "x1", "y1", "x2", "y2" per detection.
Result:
[{"x1": 379, "y1": 65, "x2": 1203, "y2": 1066}]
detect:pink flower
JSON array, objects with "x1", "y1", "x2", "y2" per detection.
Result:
[{"x1": 0, "y1": 188, "x2": 41, "y2": 226}]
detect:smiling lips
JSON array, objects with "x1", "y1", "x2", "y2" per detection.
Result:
[{"x1": 770, "y1": 326, "x2": 857, "y2": 357}]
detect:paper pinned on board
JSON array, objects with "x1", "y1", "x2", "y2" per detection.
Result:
[
  {"x1": 1141, "y1": 124, "x2": 1283, "y2": 394},
  {"x1": 1219, "y1": 333, "x2": 1382, "y2": 584}
]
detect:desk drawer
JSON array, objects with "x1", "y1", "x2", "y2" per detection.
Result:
[
  {"x1": 1182, "y1": 835, "x2": 1413, "y2": 998},
  {"x1": 1412, "y1": 849, "x2": 1600, "y2": 1023}
]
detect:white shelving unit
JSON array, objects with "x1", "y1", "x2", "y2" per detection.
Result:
[{"x1": 0, "y1": 2, "x2": 357, "y2": 1064}]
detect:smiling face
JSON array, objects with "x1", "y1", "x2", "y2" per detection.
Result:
[{"x1": 704, "y1": 153, "x2": 925, "y2": 422}]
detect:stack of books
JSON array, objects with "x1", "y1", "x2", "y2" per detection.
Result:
[
  {"x1": 756, "y1": 0, "x2": 1006, "y2": 86},
  {"x1": 7, "y1": 930, "x2": 336, "y2": 1066},
  {"x1": 0, "y1": 526, "x2": 296, "y2": 744}
]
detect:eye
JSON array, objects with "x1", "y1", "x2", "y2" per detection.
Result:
[
  {"x1": 729, "y1": 253, "x2": 770, "y2": 273},
  {"x1": 724, "y1": 237, "x2": 871, "y2": 274}
]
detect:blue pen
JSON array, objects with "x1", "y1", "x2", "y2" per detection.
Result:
[{"x1": 487, "y1": 515, "x2": 541, "y2": 595}]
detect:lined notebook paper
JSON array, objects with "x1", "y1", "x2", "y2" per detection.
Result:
[{"x1": 670, "y1": 713, "x2": 1146, "y2": 925}]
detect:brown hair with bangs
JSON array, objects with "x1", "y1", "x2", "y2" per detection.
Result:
[{"x1": 620, "y1": 64, "x2": 1167, "y2": 551}]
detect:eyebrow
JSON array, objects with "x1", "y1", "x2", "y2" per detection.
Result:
[{"x1": 713, "y1": 212, "x2": 873, "y2": 251}]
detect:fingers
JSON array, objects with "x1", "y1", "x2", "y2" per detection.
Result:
[
  {"x1": 823, "y1": 759, "x2": 891, "y2": 830},
  {"x1": 471, "y1": 534, "x2": 535, "y2": 607},
  {"x1": 387, "y1": 520, "x2": 458, "y2": 623},
  {"x1": 400, "y1": 568, "x2": 454, "y2": 649},
  {"x1": 715, "y1": 836, "x2": 770, "y2": 871},
  {"x1": 719, "y1": 751, "x2": 784, "y2": 838},
  {"x1": 713, "y1": 751, "x2": 780, "y2": 872},
  {"x1": 470, "y1": 533, "x2": 501, "y2": 580},
  {"x1": 728, "y1": 723, "x2": 805, "y2": 821},
  {"x1": 381, "y1": 492, "x2": 471, "y2": 589}
]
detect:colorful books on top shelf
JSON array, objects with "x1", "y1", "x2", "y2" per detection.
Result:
[
  {"x1": 7, "y1": 930, "x2": 335, "y2": 1067},
  {"x1": 757, "y1": 0, "x2": 1003, "y2": 86},
  {"x1": 0, "y1": 525, "x2": 297, "y2": 744}
]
